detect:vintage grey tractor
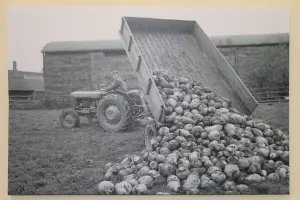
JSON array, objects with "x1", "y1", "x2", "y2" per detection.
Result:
[{"x1": 59, "y1": 89, "x2": 150, "y2": 132}]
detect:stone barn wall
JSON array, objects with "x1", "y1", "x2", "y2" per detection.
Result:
[
  {"x1": 43, "y1": 52, "x2": 92, "y2": 107},
  {"x1": 90, "y1": 51, "x2": 138, "y2": 90}
]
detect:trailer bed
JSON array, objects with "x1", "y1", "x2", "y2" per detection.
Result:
[{"x1": 119, "y1": 17, "x2": 258, "y2": 122}]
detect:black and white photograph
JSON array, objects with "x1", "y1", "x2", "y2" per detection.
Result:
[{"x1": 7, "y1": 6, "x2": 289, "y2": 195}]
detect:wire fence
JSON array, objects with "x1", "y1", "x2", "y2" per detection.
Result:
[{"x1": 249, "y1": 86, "x2": 289, "y2": 104}]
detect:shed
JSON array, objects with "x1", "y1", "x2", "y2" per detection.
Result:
[{"x1": 8, "y1": 62, "x2": 34, "y2": 100}]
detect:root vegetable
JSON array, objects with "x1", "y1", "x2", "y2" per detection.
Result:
[
  {"x1": 176, "y1": 166, "x2": 190, "y2": 180},
  {"x1": 179, "y1": 129, "x2": 193, "y2": 138},
  {"x1": 207, "y1": 166, "x2": 221, "y2": 176},
  {"x1": 223, "y1": 180, "x2": 236, "y2": 191},
  {"x1": 165, "y1": 112, "x2": 177, "y2": 123},
  {"x1": 178, "y1": 158, "x2": 191, "y2": 169},
  {"x1": 166, "y1": 153, "x2": 179, "y2": 165},
  {"x1": 167, "y1": 175, "x2": 180, "y2": 183},
  {"x1": 247, "y1": 163, "x2": 262, "y2": 174},
  {"x1": 138, "y1": 176, "x2": 154, "y2": 189},
  {"x1": 149, "y1": 161, "x2": 158, "y2": 170},
  {"x1": 148, "y1": 170, "x2": 159, "y2": 178},
  {"x1": 168, "y1": 140, "x2": 180, "y2": 151},
  {"x1": 189, "y1": 151, "x2": 199, "y2": 162},
  {"x1": 126, "y1": 178, "x2": 139, "y2": 187},
  {"x1": 191, "y1": 126, "x2": 204, "y2": 135},
  {"x1": 158, "y1": 163, "x2": 176, "y2": 177},
  {"x1": 238, "y1": 157, "x2": 250, "y2": 170},
  {"x1": 205, "y1": 125, "x2": 223, "y2": 133},
  {"x1": 183, "y1": 94, "x2": 192, "y2": 103},
  {"x1": 97, "y1": 181, "x2": 115, "y2": 194},
  {"x1": 275, "y1": 165, "x2": 289, "y2": 179},
  {"x1": 160, "y1": 147, "x2": 171, "y2": 156},
  {"x1": 211, "y1": 171, "x2": 226, "y2": 184},
  {"x1": 200, "y1": 179, "x2": 217, "y2": 189},
  {"x1": 252, "y1": 128, "x2": 264, "y2": 137},
  {"x1": 224, "y1": 164, "x2": 240, "y2": 180},
  {"x1": 115, "y1": 181, "x2": 132, "y2": 194},
  {"x1": 236, "y1": 184, "x2": 248, "y2": 193},
  {"x1": 182, "y1": 172, "x2": 200, "y2": 192},
  {"x1": 177, "y1": 116, "x2": 196, "y2": 124},
  {"x1": 189, "y1": 99, "x2": 201, "y2": 109},
  {"x1": 132, "y1": 184, "x2": 148, "y2": 194},
  {"x1": 193, "y1": 114, "x2": 203, "y2": 122},
  {"x1": 268, "y1": 173, "x2": 280, "y2": 182},
  {"x1": 167, "y1": 181, "x2": 181, "y2": 192},
  {"x1": 208, "y1": 130, "x2": 221, "y2": 141},
  {"x1": 138, "y1": 166, "x2": 150, "y2": 177},
  {"x1": 175, "y1": 106, "x2": 184, "y2": 115},
  {"x1": 245, "y1": 174, "x2": 263, "y2": 185},
  {"x1": 167, "y1": 98, "x2": 177, "y2": 108},
  {"x1": 229, "y1": 113, "x2": 246, "y2": 125}
]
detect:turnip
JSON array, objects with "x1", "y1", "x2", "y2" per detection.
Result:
[{"x1": 97, "y1": 181, "x2": 115, "y2": 194}]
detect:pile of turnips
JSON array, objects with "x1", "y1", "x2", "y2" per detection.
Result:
[{"x1": 97, "y1": 70, "x2": 289, "y2": 195}]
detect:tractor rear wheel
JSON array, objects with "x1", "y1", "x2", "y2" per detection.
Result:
[
  {"x1": 59, "y1": 108, "x2": 80, "y2": 128},
  {"x1": 97, "y1": 94, "x2": 132, "y2": 132}
]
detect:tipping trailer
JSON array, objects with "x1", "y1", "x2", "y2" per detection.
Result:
[{"x1": 119, "y1": 17, "x2": 258, "y2": 148}]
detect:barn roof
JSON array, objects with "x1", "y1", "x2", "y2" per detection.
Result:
[
  {"x1": 9, "y1": 76, "x2": 33, "y2": 91},
  {"x1": 41, "y1": 40, "x2": 124, "y2": 53},
  {"x1": 210, "y1": 33, "x2": 289, "y2": 47},
  {"x1": 8, "y1": 70, "x2": 45, "y2": 91}
]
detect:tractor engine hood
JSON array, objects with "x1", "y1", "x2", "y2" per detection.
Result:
[{"x1": 70, "y1": 91, "x2": 105, "y2": 98}]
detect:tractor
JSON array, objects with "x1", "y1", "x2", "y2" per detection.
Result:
[{"x1": 59, "y1": 88, "x2": 150, "y2": 132}]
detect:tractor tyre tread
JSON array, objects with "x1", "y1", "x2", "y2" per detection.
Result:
[
  {"x1": 97, "y1": 93, "x2": 133, "y2": 132},
  {"x1": 59, "y1": 108, "x2": 80, "y2": 128}
]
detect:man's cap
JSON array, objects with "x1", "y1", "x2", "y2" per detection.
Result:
[{"x1": 105, "y1": 70, "x2": 119, "y2": 78}]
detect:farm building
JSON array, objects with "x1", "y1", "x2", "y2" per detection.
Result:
[
  {"x1": 41, "y1": 33, "x2": 289, "y2": 106},
  {"x1": 8, "y1": 61, "x2": 45, "y2": 109},
  {"x1": 8, "y1": 71, "x2": 33, "y2": 101},
  {"x1": 8, "y1": 61, "x2": 45, "y2": 100}
]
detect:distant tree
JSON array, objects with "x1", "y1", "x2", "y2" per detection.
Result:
[{"x1": 249, "y1": 44, "x2": 289, "y2": 89}]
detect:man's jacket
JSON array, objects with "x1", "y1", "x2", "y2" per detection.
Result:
[{"x1": 105, "y1": 74, "x2": 128, "y2": 93}]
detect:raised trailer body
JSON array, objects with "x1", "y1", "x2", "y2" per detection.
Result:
[{"x1": 119, "y1": 16, "x2": 258, "y2": 125}]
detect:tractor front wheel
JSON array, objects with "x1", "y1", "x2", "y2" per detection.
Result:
[
  {"x1": 59, "y1": 108, "x2": 80, "y2": 128},
  {"x1": 97, "y1": 94, "x2": 132, "y2": 132}
]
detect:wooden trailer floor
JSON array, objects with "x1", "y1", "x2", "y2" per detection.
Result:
[{"x1": 133, "y1": 30, "x2": 248, "y2": 113}]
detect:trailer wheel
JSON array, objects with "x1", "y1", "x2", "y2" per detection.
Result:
[
  {"x1": 59, "y1": 108, "x2": 80, "y2": 128},
  {"x1": 97, "y1": 94, "x2": 132, "y2": 132},
  {"x1": 144, "y1": 122, "x2": 157, "y2": 150}
]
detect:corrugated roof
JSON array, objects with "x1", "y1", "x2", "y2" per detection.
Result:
[
  {"x1": 41, "y1": 40, "x2": 124, "y2": 53},
  {"x1": 210, "y1": 33, "x2": 289, "y2": 47},
  {"x1": 9, "y1": 76, "x2": 33, "y2": 91},
  {"x1": 8, "y1": 70, "x2": 45, "y2": 91}
]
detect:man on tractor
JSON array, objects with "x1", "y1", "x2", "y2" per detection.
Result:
[{"x1": 103, "y1": 71, "x2": 128, "y2": 93}]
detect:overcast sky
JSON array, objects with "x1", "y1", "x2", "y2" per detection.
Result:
[{"x1": 6, "y1": 6, "x2": 289, "y2": 72}]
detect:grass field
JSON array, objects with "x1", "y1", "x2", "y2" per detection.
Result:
[{"x1": 8, "y1": 102, "x2": 289, "y2": 195}]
